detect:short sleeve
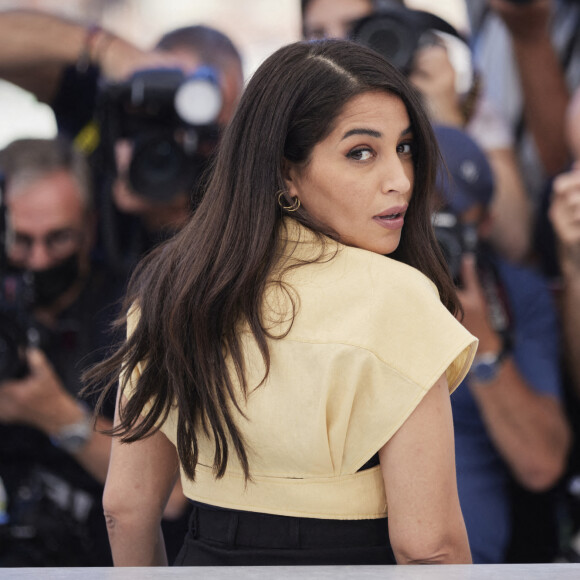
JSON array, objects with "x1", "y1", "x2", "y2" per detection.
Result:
[
  {"x1": 314, "y1": 251, "x2": 478, "y2": 472},
  {"x1": 310, "y1": 250, "x2": 479, "y2": 393}
]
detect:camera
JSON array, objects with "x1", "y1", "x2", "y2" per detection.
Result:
[
  {"x1": 433, "y1": 209, "x2": 513, "y2": 340},
  {"x1": 97, "y1": 66, "x2": 223, "y2": 203},
  {"x1": 0, "y1": 268, "x2": 34, "y2": 381},
  {"x1": 350, "y1": 5, "x2": 473, "y2": 94},
  {"x1": 432, "y1": 210, "x2": 477, "y2": 283},
  {"x1": 0, "y1": 175, "x2": 35, "y2": 381}
]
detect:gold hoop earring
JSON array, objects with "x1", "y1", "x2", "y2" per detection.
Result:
[{"x1": 277, "y1": 190, "x2": 301, "y2": 212}]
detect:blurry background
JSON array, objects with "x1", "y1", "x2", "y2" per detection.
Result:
[{"x1": 0, "y1": 0, "x2": 467, "y2": 148}]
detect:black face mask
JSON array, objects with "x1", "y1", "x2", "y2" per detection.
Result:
[{"x1": 33, "y1": 253, "x2": 81, "y2": 307}]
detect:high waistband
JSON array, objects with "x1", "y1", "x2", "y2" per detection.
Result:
[{"x1": 189, "y1": 502, "x2": 389, "y2": 550}]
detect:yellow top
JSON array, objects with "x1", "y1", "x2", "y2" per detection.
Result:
[{"x1": 126, "y1": 218, "x2": 477, "y2": 520}]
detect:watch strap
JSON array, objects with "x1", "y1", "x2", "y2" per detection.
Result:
[
  {"x1": 469, "y1": 347, "x2": 509, "y2": 385},
  {"x1": 50, "y1": 404, "x2": 93, "y2": 453}
]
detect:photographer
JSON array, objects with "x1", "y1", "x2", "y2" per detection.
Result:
[
  {"x1": 96, "y1": 24, "x2": 244, "y2": 274},
  {"x1": 300, "y1": 0, "x2": 532, "y2": 263},
  {"x1": 0, "y1": 137, "x2": 121, "y2": 566},
  {"x1": 532, "y1": 84, "x2": 580, "y2": 560},
  {"x1": 433, "y1": 125, "x2": 571, "y2": 563},
  {"x1": 0, "y1": 9, "x2": 244, "y2": 274},
  {"x1": 468, "y1": 0, "x2": 576, "y2": 207}
]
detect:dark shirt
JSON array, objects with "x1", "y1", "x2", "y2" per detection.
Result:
[{"x1": 0, "y1": 263, "x2": 123, "y2": 566}]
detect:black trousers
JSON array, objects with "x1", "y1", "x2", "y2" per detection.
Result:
[{"x1": 174, "y1": 502, "x2": 396, "y2": 566}]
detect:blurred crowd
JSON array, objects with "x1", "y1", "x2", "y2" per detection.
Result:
[{"x1": 1, "y1": 0, "x2": 580, "y2": 567}]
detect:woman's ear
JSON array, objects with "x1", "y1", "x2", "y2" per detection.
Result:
[{"x1": 282, "y1": 158, "x2": 300, "y2": 199}]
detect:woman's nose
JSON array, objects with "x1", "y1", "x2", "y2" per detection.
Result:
[{"x1": 381, "y1": 155, "x2": 413, "y2": 196}]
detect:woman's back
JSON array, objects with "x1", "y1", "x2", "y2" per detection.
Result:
[{"x1": 145, "y1": 219, "x2": 476, "y2": 520}]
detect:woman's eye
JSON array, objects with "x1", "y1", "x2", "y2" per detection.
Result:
[
  {"x1": 347, "y1": 148, "x2": 373, "y2": 161},
  {"x1": 397, "y1": 142, "x2": 414, "y2": 155}
]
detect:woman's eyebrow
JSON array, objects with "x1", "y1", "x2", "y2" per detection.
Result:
[
  {"x1": 341, "y1": 125, "x2": 413, "y2": 140},
  {"x1": 341, "y1": 128, "x2": 381, "y2": 140}
]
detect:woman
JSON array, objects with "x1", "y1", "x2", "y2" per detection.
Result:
[{"x1": 88, "y1": 39, "x2": 477, "y2": 566}]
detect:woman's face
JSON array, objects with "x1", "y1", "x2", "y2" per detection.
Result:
[{"x1": 285, "y1": 91, "x2": 414, "y2": 255}]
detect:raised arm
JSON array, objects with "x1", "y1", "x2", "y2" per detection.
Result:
[
  {"x1": 102, "y1": 394, "x2": 180, "y2": 566},
  {"x1": 380, "y1": 374, "x2": 472, "y2": 565},
  {"x1": 0, "y1": 9, "x2": 176, "y2": 103},
  {"x1": 490, "y1": 0, "x2": 570, "y2": 175}
]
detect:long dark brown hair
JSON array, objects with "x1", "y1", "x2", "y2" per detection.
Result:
[{"x1": 85, "y1": 39, "x2": 457, "y2": 481}]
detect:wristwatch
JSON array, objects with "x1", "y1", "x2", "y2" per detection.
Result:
[
  {"x1": 50, "y1": 405, "x2": 93, "y2": 454},
  {"x1": 469, "y1": 351, "x2": 507, "y2": 385}
]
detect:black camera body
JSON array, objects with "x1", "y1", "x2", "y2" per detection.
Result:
[
  {"x1": 97, "y1": 66, "x2": 223, "y2": 203},
  {"x1": 0, "y1": 268, "x2": 34, "y2": 381},
  {"x1": 432, "y1": 210, "x2": 478, "y2": 283},
  {"x1": 0, "y1": 175, "x2": 34, "y2": 381},
  {"x1": 433, "y1": 210, "x2": 513, "y2": 343},
  {"x1": 351, "y1": 5, "x2": 467, "y2": 74}
]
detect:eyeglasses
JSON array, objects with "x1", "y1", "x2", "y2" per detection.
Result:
[{"x1": 9, "y1": 228, "x2": 84, "y2": 262}]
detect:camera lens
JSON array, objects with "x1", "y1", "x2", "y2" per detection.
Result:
[
  {"x1": 353, "y1": 15, "x2": 418, "y2": 71},
  {"x1": 175, "y1": 68, "x2": 223, "y2": 126},
  {"x1": 352, "y1": 14, "x2": 420, "y2": 71},
  {"x1": 129, "y1": 134, "x2": 191, "y2": 202}
]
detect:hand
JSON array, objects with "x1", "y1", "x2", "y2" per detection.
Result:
[
  {"x1": 408, "y1": 44, "x2": 464, "y2": 126},
  {"x1": 489, "y1": 0, "x2": 552, "y2": 42},
  {"x1": 549, "y1": 162, "x2": 580, "y2": 274},
  {"x1": 456, "y1": 254, "x2": 503, "y2": 353},
  {"x1": 0, "y1": 347, "x2": 85, "y2": 434},
  {"x1": 93, "y1": 25, "x2": 185, "y2": 83},
  {"x1": 111, "y1": 139, "x2": 191, "y2": 231}
]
